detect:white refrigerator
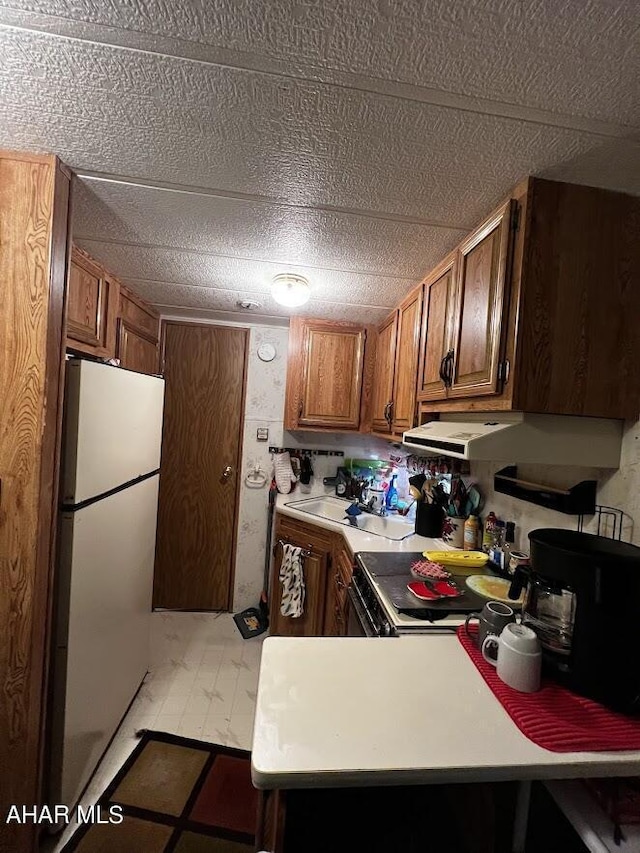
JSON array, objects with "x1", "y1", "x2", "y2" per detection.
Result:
[{"x1": 50, "y1": 358, "x2": 165, "y2": 811}]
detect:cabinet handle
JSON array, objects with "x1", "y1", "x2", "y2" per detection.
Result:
[
  {"x1": 335, "y1": 573, "x2": 346, "y2": 589},
  {"x1": 441, "y1": 349, "x2": 454, "y2": 388},
  {"x1": 439, "y1": 353, "x2": 448, "y2": 385},
  {"x1": 384, "y1": 401, "x2": 393, "y2": 426},
  {"x1": 298, "y1": 400, "x2": 303, "y2": 419}
]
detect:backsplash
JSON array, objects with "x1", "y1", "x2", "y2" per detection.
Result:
[{"x1": 471, "y1": 419, "x2": 640, "y2": 549}]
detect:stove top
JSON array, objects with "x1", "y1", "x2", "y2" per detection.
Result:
[{"x1": 355, "y1": 551, "x2": 490, "y2": 631}]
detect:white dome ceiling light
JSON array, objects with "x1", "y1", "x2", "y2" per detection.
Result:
[{"x1": 271, "y1": 273, "x2": 310, "y2": 308}]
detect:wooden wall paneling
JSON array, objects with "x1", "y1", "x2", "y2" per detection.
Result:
[
  {"x1": 153, "y1": 322, "x2": 249, "y2": 611},
  {"x1": 0, "y1": 151, "x2": 70, "y2": 853}
]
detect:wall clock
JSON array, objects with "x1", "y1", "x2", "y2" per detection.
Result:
[{"x1": 257, "y1": 342, "x2": 276, "y2": 362}]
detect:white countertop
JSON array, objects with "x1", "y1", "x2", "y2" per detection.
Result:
[
  {"x1": 275, "y1": 486, "x2": 448, "y2": 554},
  {"x1": 251, "y1": 636, "x2": 640, "y2": 790}
]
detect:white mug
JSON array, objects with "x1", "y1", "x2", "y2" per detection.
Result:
[{"x1": 481, "y1": 623, "x2": 542, "y2": 693}]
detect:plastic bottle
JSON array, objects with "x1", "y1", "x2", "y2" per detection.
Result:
[
  {"x1": 464, "y1": 515, "x2": 480, "y2": 550},
  {"x1": 385, "y1": 475, "x2": 398, "y2": 510},
  {"x1": 482, "y1": 511, "x2": 498, "y2": 552}
]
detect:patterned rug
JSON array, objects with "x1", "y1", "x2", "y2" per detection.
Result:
[{"x1": 62, "y1": 730, "x2": 257, "y2": 852}]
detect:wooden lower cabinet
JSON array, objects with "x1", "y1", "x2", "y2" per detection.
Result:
[
  {"x1": 324, "y1": 542, "x2": 354, "y2": 637},
  {"x1": 269, "y1": 515, "x2": 334, "y2": 637},
  {"x1": 269, "y1": 515, "x2": 356, "y2": 638}
]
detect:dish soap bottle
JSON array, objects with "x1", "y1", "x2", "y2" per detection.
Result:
[
  {"x1": 385, "y1": 475, "x2": 398, "y2": 511},
  {"x1": 464, "y1": 514, "x2": 480, "y2": 550}
]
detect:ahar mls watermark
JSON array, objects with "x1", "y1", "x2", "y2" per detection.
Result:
[{"x1": 5, "y1": 804, "x2": 124, "y2": 825}]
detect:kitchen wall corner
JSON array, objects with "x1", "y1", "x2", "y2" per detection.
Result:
[
  {"x1": 470, "y1": 417, "x2": 640, "y2": 550},
  {"x1": 233, "y1": 325, "x2": 289, "y2": 612}
]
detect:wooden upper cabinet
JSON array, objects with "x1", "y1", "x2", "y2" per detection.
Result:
[
  {"x1": 117, "y1": 285, "x2": 160, "y2": 375},
  {"x1": 66, "y1": 246, "x2": 160, "y2": 374},
  {"x1": 390, "y1": 285, "x2": 423, "y2": 435},
  {"x1": 284, "y1": 317, "x2": 370, "y2": 431},
  {"x1": 417, "y1": 254, "x2": 456, "y2": 402},
  {"x1": 66, "y1": 246, "x2": 118, "y2": 358},
  {"x1": 447, "y1": 200, "x2": 514, "y2": 399},
  {"x1": 370, "y1": 286, "x2": 422, "y2": 437},
  {"x1": 370, "y1": 311, "x2": 397, "y2": 434}
]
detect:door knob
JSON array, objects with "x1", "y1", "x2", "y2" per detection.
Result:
[{"x1": 222, "y1": 466, "x2": 233, "y2": 479}]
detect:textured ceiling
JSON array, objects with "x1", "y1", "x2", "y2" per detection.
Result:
[{"x1": 1, "y1": 0, "x2": 639, "y2": 323}]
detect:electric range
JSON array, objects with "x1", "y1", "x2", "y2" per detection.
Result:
[{"x1": 349, "y1": 551, "x2": 489, "y2": 637}]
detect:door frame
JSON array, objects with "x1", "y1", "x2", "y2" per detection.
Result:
[{"x1": 157, "y1": 319, "x2": 250, "y2": 611}]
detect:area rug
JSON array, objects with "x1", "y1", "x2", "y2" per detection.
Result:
[{"x1": 61, "y1": 730, "x2": 257, "y2": 852}]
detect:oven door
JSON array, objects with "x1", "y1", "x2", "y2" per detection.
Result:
[{"x1": 347, "y1": 585, "x2": 380, "y2": 637}]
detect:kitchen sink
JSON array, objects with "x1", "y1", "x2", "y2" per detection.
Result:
[{"x1": 284, "y1": 496, "x2": 415, "y2": 541}]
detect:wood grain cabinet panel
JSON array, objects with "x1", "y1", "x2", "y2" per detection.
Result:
[
  {"x1": 269, "y1": 515, "x2": 333, "y2": 637},
  {"x1": 116, "y1": 286, "x2": 160, "y2": 375},
  {"x1": 370, "y1": 285, "x2": 422, "y2": 437},
  {"x1": 284, "y1": 318, "x2": 372, "y2": 431},
  {"x1": 417, "y1": 255, "x2": 456, "y2": 402},
  {"x1": 390, "y1": 286, "x2": 423, "y2": 435},
  {"x1": 370, "y1": 311, "x2": 397, "y2": 434},
  {"x1": 66, "y1": 247, "x2": 118, "y2": 358},
  {"x1": 447, "y1": 200, "x2": 513, "y2": 399},
  {"x1": 419, "y1": 178, "x2": 640, "y2": 420},
  {"x1": 324, "y1": 542, "x2": 354, "y2": 637}
]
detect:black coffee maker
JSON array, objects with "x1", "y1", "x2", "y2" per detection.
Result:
[{"x1": 509, "y1": 528, "x2": 640, "y2": 714}]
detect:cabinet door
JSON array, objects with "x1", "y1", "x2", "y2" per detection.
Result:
[
  {"x1": 417, "y1": 256, "x2": 456, "y2": 401},
  {"x1": 447, "y1": 200, "x2": 513, "y2": 398},
  {"x1": 298, "y1": 321, "x2": 366, "y2": 429},
  {"x1": 370, "y1": 312, "x2": 397, "y2": 434},
  {"x1": 270, "y1": 516, "x2": 332, "y2": 637},
  {"x1": 117, "y1": 319, "x2": 159, "y2": 374},
  {"x1": 66, "y1": 249, "x2": 118, "y2": 357},
  {"x1": 391, "y1": 285, "x2": 422, "y2": 436}
]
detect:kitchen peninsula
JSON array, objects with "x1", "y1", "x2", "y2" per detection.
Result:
[{"x1": 253, "y1": 491, "x2": 640, "y2": 853}]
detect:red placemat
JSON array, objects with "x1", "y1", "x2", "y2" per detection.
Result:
[{"x1": 458, "y1": 625, "x2": 640, "y2": 752}]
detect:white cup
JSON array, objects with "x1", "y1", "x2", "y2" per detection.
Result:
[{"x1": 481, "y1": 623, "x2": 542, "y2": 693}]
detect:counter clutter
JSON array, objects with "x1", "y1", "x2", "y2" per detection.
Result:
[{"x1": 258, "y1": 481, "x2": 640, "y2": 853}]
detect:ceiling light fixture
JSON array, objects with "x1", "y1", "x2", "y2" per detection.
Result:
[{"x1": 271, "y1": 273, "x2": 310, "y2": 308}]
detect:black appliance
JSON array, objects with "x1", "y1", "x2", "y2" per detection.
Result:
[{"x1": 509, "y1": 528, "x2": 640, "y2": 714}]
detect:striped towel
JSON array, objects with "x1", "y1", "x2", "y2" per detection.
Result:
[{"x1": 279, "y1": 544, "x2": 306, "y2": 618}]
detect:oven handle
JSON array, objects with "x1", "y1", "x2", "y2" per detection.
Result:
[{"x1": 347, "y1": 584, "x2": 381, "y2": 638}]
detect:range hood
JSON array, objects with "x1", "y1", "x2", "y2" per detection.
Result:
[{"x1": 402, "y1": 412, "x2": 622, "y2": 467}]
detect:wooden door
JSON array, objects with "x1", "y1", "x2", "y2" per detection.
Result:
[
  {"x1": 297, "y1": 320, "x2": 366, "y2": 429},
  {"x1": 390, "y1": 285, "x2": 422, "y2": 435},
  {"x1": 417, "y1": 255, "x2": 457, "y2": 401},
  {"x1": 370, "y1": 312, "x2": 397, "y2": 434},
  {"x1": 448, "y1": 200, "x2": 514, "y2": 398},
  {"x1": 153, "y1": 322, "x2": 248, "y2": 610}
]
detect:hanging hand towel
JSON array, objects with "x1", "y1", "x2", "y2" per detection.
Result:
[{"x1": 279, "y1": 544, "x2": 306, "y2": 618}]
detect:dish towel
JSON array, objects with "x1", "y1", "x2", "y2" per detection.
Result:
[{"x1": 279, "y1": 544, "x2": 306, "y2": 618}]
